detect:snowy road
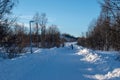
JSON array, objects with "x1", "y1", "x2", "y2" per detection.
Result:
[{"x1": 0, "y1": 44, "x2": 120, "y2": 80}]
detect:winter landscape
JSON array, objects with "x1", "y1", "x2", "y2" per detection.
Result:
[
  {"x1": 0, "y1": 42, "x2": 120, "y2": 80},
  {"x1": 0, "y1": 0, "x2": 120, "y2": 80}
]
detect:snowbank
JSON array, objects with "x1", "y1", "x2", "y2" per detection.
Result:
[
  {"x1": 76, "y1": 48, "x2": 100, "y2": 63},
  {"x1": 86, "y1": 68, "x2": 120, "y2": 80},
  {"x1": 76, "y1": 48, "x2": 89, "y2": 55},
  {"x1": 80, "y1": 53, "x2": 100, "y2": 63}
]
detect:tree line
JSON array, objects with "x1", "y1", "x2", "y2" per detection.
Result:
[
  {"x1": 78, "y1": 0, "x2": 120, "y2": 51},
  {"x1": 0, "y1": 0, "x2": 63, "y2": 58}
]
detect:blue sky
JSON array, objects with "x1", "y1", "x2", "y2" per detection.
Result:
[{"x1": 13, "y1": 0, "x2": 101, "y2": 37}]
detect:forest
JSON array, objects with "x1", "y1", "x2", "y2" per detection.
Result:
[{"x1": 78, "y1": 0, "x2": 120, "y2": 51}]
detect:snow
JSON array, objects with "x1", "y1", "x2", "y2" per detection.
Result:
[
  {"x1": 86, "y1": 68, "x2": 120, "y2": 80},
  {"x1": 76, "y1": 48, "x2": 100, "y2": 63},
  {"x1": 0, "y1": 42, "x2": 120, "y2": 80}
]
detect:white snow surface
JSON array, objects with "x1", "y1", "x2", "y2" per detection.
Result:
[
  {"x1": 76, "y1": 48, "x2": 100, "y2": 63},
  {"x1": 0, "y1": 42, "x2": 120, "y2": 80},
  {"x1": 86, "y1": 68, "x2": 120, "y2": 80}
]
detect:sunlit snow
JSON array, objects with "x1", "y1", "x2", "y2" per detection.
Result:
[{"x1": 0, "y1": 42, "x2": 120, "y2": 80}]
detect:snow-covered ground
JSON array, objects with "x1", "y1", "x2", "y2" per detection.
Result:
[{"x1": 0, "y1": 43, "x2": 120, "y2": 80}]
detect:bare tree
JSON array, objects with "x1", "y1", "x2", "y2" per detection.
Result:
[
  {"x1": 39, "y1": 13, "x2": 47, "y2": 48},
  {"x1": 0, "y1": 0, "x2": 18, "y2": 19},
  {"x1": 46, "y1": 25, "x2": 60, "y2": 48},
  {"x1": 100, "y1": 0, "x2": 120, "y2": 50},
  {"x1": 100, "y1": 0, "x2": 120, "y2": 27},
  {"x1": 0, "y1": 0, "x2": 17, "y2": 46},
  {"x1": 33, "y1": 12, "x2": 41, "y2": 47},
  {"x1": 32, "y1": 13, "x2": 47, "y2": 47}
]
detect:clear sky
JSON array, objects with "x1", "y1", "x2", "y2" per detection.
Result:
[{"x1": 13, "y1": 0, "x2": 101, "y2": 37}]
